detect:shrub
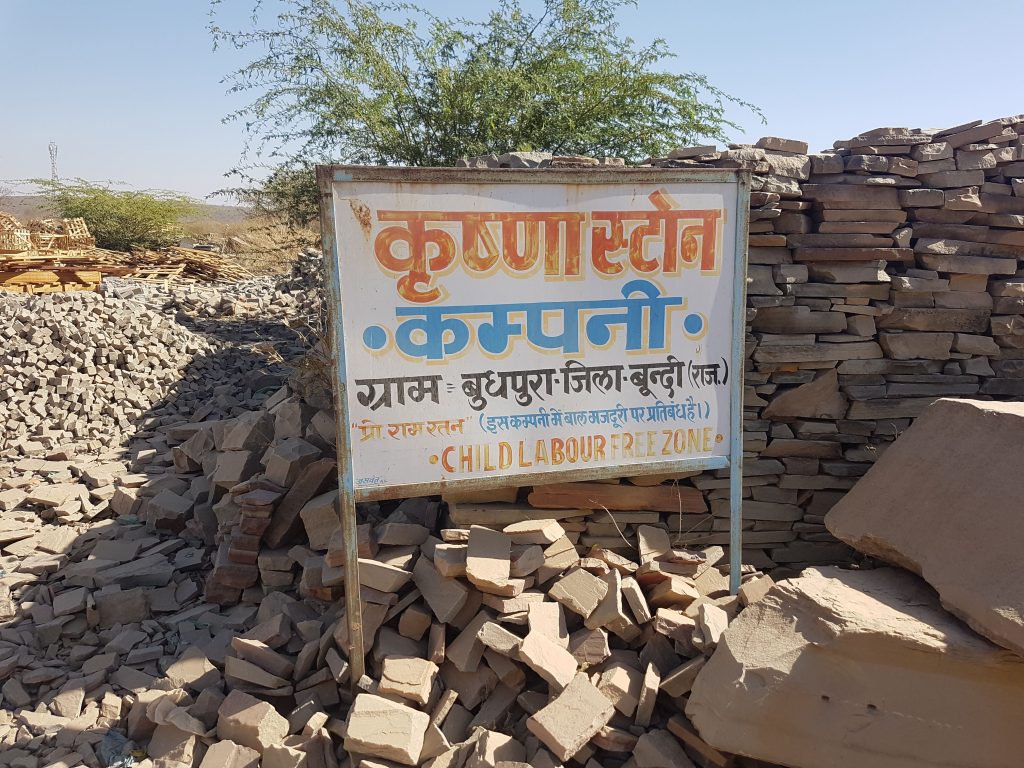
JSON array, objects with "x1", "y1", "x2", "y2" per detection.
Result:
[{"x1": 35, "y1": 179, "x2": 198, "y2": 251}]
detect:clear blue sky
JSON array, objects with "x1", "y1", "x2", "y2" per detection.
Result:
[{"x1": 4, "y1": 0, "x2": 1022, "y2": 201}]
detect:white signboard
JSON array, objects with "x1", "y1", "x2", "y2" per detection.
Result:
[{"x1": 321, "y1": 168, "x2": 747, "y2": 499}]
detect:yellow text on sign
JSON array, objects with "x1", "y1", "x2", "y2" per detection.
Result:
[{"x1": 435, "y1": 427, "x2": 721, "y2": 474}]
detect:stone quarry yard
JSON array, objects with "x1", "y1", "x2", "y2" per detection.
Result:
[{"x1": 1, "y1": 113, "x2": 1024, "y2": 768}]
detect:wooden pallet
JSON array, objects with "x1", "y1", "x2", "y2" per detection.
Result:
[
  {"x1": 0, "y1": 269, "x2": 102, "y2": 294},
  {"x1": 127, "y1": 264, "x2": 188, "y2": 284},
  {"x1": 30, "y1": 232, "x2": 67, "y2": 251},
  {"x1": 160, "y1": 247, "x2": 254, "y2": 280},
  {"x1": 61, "y1": 217, "x2": 96, "y2": 249},
  {"x1": 0, "y1": 209, "x2": 253, "y2": 289},
  {"x1": 0, "y1": 229, "x2": 32, "y2": 253}
]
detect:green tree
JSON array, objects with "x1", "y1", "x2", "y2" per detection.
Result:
[
  {"x1": 34, "y1": 180, "x2": 198, "y2": 251},
  {"x1": 232, "y1": 164, "x2": 321, "y2": 230},
  {"x1": 213, "y1": 0, "x2": 762, "y2": 225}
]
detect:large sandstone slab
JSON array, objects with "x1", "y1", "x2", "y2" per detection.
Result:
[
  {"x1": 687, "y1": 567, "x2": 1024, "y2": 768},
  {"x1": 876, "y1": 308, "x2": 990, "y2": 333},
  {"x1": 915, "y1": 237, "x2": 1024, "y2": 260},
  {"x1": 345, "y1": 693, "x2": 429, "y2": 765},
  {"x1": 527, "y1": 673, "x2": 615, "y2": 761},
  {"x1": 751, "y1": 306, "x2": 847, "y2": 335},
  {"x1": 528, "y1": 482, "x2": 706, "y2": 514},
  {"x1": 801, "y1": 184, "x2": 900, "y2": 209},
  {"x1": 792, "y1": 247, "x2": 913, "y2": 263},
  {"x1": 916, "y1": 252, "x2": 1017, "y2": 275},
  {"x1": 845, "y1": 397, "x2": 937, "y2": 420},
  {"x1": 752, "y1": 341, "x2": 882, "y2": 364},
  {"x1": 878, "y1": 332, "x2": 953, "y2": 360},
  {"x1": 763, "y1": 370, "x2": 848, "y2": 420},
  {"x1": 827, "y1": 398, "x2": 1024, "y2": 655}
]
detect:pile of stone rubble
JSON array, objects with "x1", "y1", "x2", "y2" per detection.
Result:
[
  {"x1": 0, "y1": 270, "x2": 312, "y2": 459},
  {"x1": 0, "y1": 292, "x2": 219, "y2": 456},
  {"x1": 6, "y1": 375, "x2": 1024, "y2": 768},
  {"x1": 104, "y1": 246, "x2": 324, "y2": 329},
  {"x1": 1, "y1": 366, "x2": 778, "y2": 768}
]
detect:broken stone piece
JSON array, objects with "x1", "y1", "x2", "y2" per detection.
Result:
[
  {"x1": 379, "y1": 656, "x2": 439, "y2": 706},
  {"x1": 527, "y1": 673, "x2": 616, "y2": 761},
  {"x1": 345, "y1": 692, "x2": 429, "y2": 766},
  {"x1": 547, "y1": 568, "x2": 609, "y2": 619},
  {"x1": 217, "y1": 689, "x2": 290, "y2": 753},
  {"x1": 519, "y1": 631, "x2": 578, "y2": 691}
]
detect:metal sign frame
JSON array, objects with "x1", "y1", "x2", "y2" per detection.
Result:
[{"x1": 317, "y1": 165, "x2": 750, "y2": 684}]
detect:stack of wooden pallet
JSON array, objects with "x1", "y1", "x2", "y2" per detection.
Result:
[
  {"x1": 0, "y1": 214, "x2": 119, "y2": 293},
  {"x1": 0, "y1": 212, "x2": 253, "y2": 293},
  {"x1": 131, "y1": 246, "x2": 255, "y2": 283}
]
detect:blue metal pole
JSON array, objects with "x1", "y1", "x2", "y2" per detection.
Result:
[{"x1": 729, "y1": 172, "x2": 751, "y2": 594}]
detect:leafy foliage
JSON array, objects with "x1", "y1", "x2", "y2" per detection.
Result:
[
  {"x1": 231, "y1": 164, "x2": 321, "y2": 230},
  {"x1": 212, "y1": 0, "x2": 763, "y2": 224},
  {"x1": 35, "y1": 179, "x2": 198, "y2": 251}
]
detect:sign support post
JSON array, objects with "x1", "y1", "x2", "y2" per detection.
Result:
[
  {"x1": 318, "y1": 166, "x2": 749, "y2": 686},
  {"x1": 728, "y1": 175, "x2": 750, "y2": 595},
  {"x1": 319, "y1": 170, "x2": 367, "y2": 688}
]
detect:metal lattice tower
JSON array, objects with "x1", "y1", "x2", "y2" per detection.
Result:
[{"x1": 48, "y1": 142, "x2": 58, "y2": 182}]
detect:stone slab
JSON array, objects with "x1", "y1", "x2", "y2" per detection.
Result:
[
  {"x1": 527, "y1": 673, "x2": 615, "y2": 761},
  {"x1": 687, "y1": 566, "x2": 1024, "y2": 768},
  {"x1": 827, "y1": 398, "x2": 1024, "y2": 655}
]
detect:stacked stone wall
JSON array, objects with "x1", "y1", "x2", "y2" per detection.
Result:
[{"x1": 462, "y1": 114, "x2": 1024, "y2": 568}]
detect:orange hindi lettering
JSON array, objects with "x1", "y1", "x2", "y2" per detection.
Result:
[
  {"x1": 501, "y1": 215, "x2": 541, "y2": 272},
  {"x1": 374, "y1": 212, "x2": 457, "y2": 303},
  {"x1": 593, "y1": 207, "x2": 722, "y2": 277},
  {"x1": 681, "y1": 210, "x2": 722, "y2": 272},
  {"x1": 544, "y1": 213, "x2": 584, "y2": 277},
  {"x1": 591, "y1": 213, "x2": 628, "y2": 275},
  {"x1": 461, "y1": 213, "x2": 501, "y2": 273}
]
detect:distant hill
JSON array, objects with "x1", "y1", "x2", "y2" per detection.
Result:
[{"x1": 0, "y1": 194, "x2": 249, "y2": 226}]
